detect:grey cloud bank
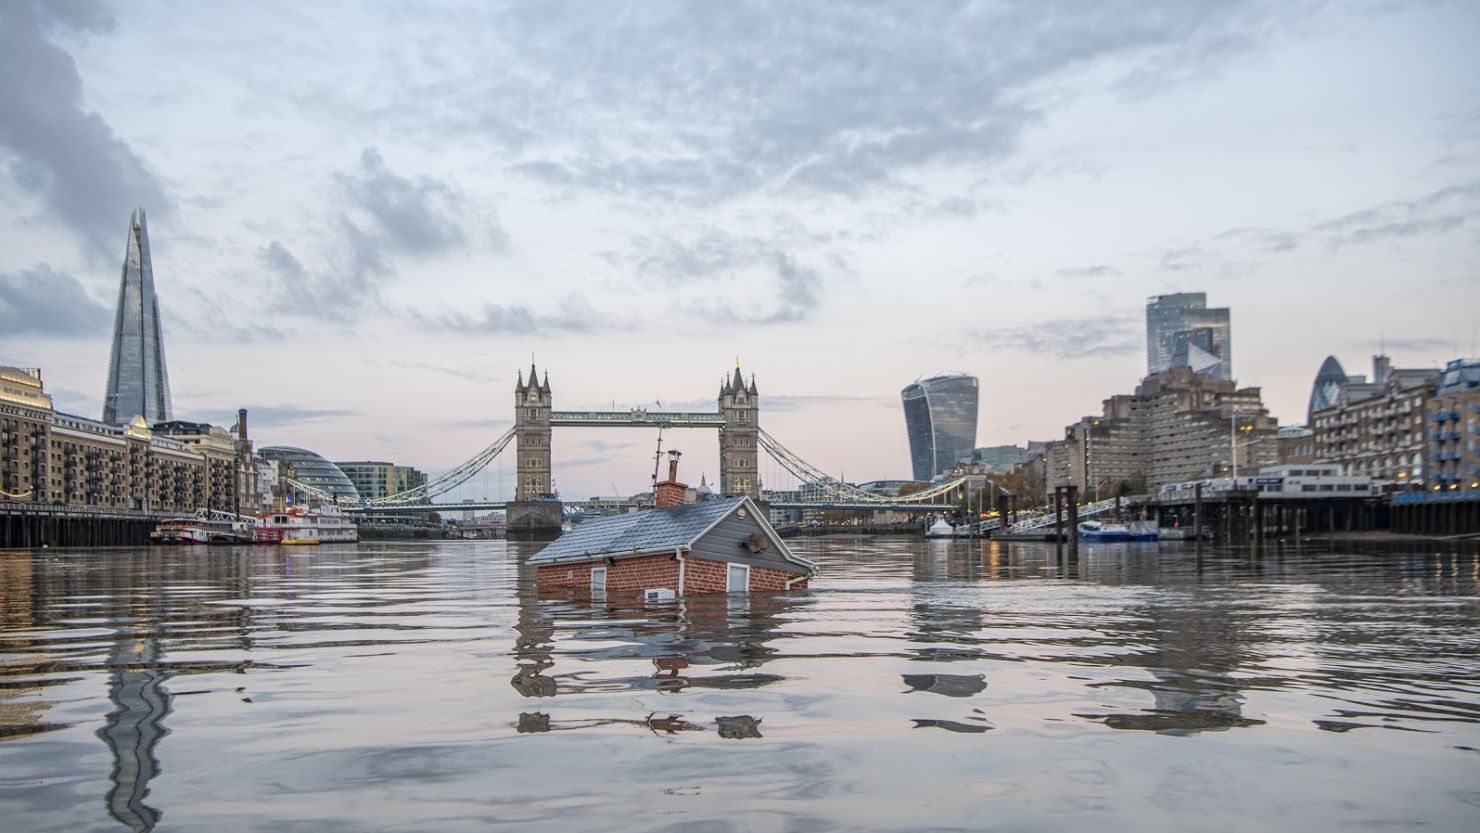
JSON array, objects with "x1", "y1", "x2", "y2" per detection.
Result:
[
  {"x1": 0, "y1": 0, "x2": 1477, "y2": 495},
  {"x1": 0, "y1": 1, "x2": 168, "y2": 258}
]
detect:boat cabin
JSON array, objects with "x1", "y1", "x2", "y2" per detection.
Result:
[{"x1": 530, "y1": 456, "x2": 815, "y2": 596}]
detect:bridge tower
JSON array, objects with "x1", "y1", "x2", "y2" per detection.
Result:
[
  {"x1": 719, "y1": 365, "x2": 760, "y2": 500},
  {"x1": 514, "y1": 362, "x2": 552, "y2": 499},
  {"x1": 509, "y1": 362, "x2": 560, "y2": 538}
]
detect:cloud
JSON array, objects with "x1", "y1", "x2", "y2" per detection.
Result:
[
  {"x1": 628, "y1": 229, "x2": 831, "y2": 324},
  {"x1": 1178, "y1": 182, "x2": 1480, "y2": 273},
  {"x1": 574, "y1": 438, "x2": 637, "y2": 453},
  {"x1": 1156, "y1": 245, "x2": 1256, "y2": 280},
  {"x1": 257, "y1": 148, "x2": 512, "y2": 324},
  {"x1": 171, "y1": 287, "x2": 288, "y2": 343},
  {"x1": 1213, "y1": 226, "x2": 1301, "y2": 253},
  {"x1": 1057, "y1": 264, "x2": 1120, "y2": 278},
  {"x1": 440, "y1": 417, "x2": 512, "y2": 430},
  {"x1": 412, "y1": 294, "x2": 612, "y2": 335},
  {"x1": 0, "y1": 264, "x2": 111, "y2": 336},
  {"x1": 380, "y1": 360, "x2": 496, "y2": 384},
  {"x1": 0, "y1": 1, "x2": 169, "y2": 256},
  {"x1": 1365, "y1": 337, "x2": 1456, "y2": 353},
  {"x1": 261, "y1": 240, "x2": 305, "y2": 279},
  {"x1": 47, "y1": 387, "x2": 101, "y2": 419},
  {"x1": 764, "y1": 394, "x2": 892, "y2": 412},
  {"x1": 259, "y1": 233, "x2": 388, "y2": 323},
  {"x1": 1314, "y1": 182, "x2": 1480, "y2": 249},
  {"x1": 337, "y1": 147, "x2": 503, "y2": 254},
  {"x1": 967, "y1": 315, "x2": 1140, "y2": 360},
  {"x1": 195, "y1": 405, "x2": 357, "y2": 428},
  {"x1": 434, "y1": 1, "x2": 1311, "y2": 204}
]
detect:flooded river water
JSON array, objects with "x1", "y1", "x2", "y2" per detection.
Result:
[{"x1": 1, "y1": 539, "x2": 1478, "y2": 832}]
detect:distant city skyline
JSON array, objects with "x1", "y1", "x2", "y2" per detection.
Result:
[{"x1": 2, "y1": 1, "x2": 1477, "y2": 496}]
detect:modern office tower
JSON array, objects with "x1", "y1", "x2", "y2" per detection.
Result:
[
  {"x1": 335, "y1": 461, "x2": 428, "y2": 501},
  {"x1": 901, "y1": 374, "x2": 979, "y2": 481},
  {"x1": 1306, "y1": 356, "x2": 1349, "y2": 425},
  {"x1": 1146, "y1": 292, "x2": 1232, "y2": 381},
  {"x1": 102, "y1": 208, "x2": 173, "y2": 426}
]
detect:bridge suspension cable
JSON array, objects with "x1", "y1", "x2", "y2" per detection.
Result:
[
  {"x1": 756, "y1": 429, "x2": 969, "y2": 504},
  {"x1": 369, "y1": 427, "x2": 517, "y2": 506}
]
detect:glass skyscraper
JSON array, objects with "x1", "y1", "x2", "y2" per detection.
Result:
[
  {"x1": 102, "y1": 208, "x2": 173, "y2": 426},
  {"x1": 1306, "y1": 355, "x2": 1349, "y2": 424},
  {"x1": 901, "y1": 374, "x2": 979, "y2": 481},
  {"x1": 1146, "y1": 292, "x2": 1232, "y2": 381}
]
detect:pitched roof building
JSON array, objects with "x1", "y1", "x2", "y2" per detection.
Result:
[{"x1": 532, "y1": 456, "x2": 815, "y2": 596}]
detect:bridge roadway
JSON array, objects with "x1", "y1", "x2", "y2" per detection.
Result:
[
  {"x1": 550, "y1": 410, "x2": 725, "y2": 428},
  {"x1": 350, "y1": 497, "x2": 954, "y2": 515}
]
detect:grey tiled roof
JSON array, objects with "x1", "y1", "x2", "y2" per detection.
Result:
[{"x1": 530, "y1": 496, "x2": 746, "y2": 563}]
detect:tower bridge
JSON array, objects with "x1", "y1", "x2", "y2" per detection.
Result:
[{"x1": 291, "y1": 362, "x2": 968, "y2": 529}]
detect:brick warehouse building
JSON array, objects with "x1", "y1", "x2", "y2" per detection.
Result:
[{"x1": 531, "y1": 454, "x2": 815, "y2": 596}]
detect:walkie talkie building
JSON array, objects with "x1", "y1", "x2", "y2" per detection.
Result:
[
  {"x1": 102, "y1": 209, "x2": 173, "y2": 426},
  {"x1": 901, "y1": 374, "x2": 979, "y2": 481}
]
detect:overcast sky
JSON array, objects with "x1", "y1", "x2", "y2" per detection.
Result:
[{"x1": 2, "y1": 0, "x2": 1478, "y2": 499}]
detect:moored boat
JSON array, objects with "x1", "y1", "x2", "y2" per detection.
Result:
[
  {"x1": 1079, "y1": 520, "x2": 1158, "y2": 542},
  {"x1": 1078, "y1": 520, "x2": 1131, "y2": 542},
  {"x1": 254, "y1": 505, "x2": 358, "y2": 545},
  {"x1": 152, "y1": 513, "x2": 256, "y2": 545},
  {"x1": 925, "y1": 517, "x2": 960, "y2": 538}
]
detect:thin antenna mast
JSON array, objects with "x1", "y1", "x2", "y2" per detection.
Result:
[{"x1": 651, "y1": 426, "x2": 667, "y2": 487}]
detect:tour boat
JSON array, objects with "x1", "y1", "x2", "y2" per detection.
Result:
[
  {"x1": 255, "y1": 505, "x2": 359, "y2": 545},
  {"x1": 152, "y1": 514, "x2": 256, "y2": 545}
]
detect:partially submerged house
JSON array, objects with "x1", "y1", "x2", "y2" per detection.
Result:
[{"x1": 530, "y1": 454, "x2": 815, "y2": 595}]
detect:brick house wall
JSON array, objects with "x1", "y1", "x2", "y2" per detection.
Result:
[{"x1": 536, "y1": 553, "x2": 807, "y2": 595}]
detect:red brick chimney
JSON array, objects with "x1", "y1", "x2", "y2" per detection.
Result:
[{"x1": 655, "y1": 450, "x2": 687, "y2": 508}]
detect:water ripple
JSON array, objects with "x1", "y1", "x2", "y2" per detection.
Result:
[{"x1": 0, "y1": 540, "x2": 1478, "y2": 831}]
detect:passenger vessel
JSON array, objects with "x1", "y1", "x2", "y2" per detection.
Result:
[
  {"x1": 254, "y1": 505, "x2": 359, "y2": 545},
  {"x1": 1078, "y1": 520, "x2": 1158, "y2": 542},
  {"x1": 152, "y1": 512, "x2": 256, "y2": 545}
]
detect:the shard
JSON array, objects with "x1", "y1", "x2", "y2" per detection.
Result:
[{"x1": 102, "y1": 208, "x2": 173, "y2": 426}]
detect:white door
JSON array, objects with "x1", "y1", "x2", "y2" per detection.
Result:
[
  {"x1": 726, "y1": 563, "x2": 749, "y2": 593},
  {"x1": 591, "y1": 567, "x2": 607, "y2": 595}
]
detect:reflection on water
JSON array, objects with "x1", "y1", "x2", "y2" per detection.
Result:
[
  {"x1": 98, "y1": 626, "x2": 171, "y2": 832},
  {"x1": 1, "y1": 539, "x2": 1478, "y2": 831}
]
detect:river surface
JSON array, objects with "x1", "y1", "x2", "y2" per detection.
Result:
[{"x1": 1, "y1": 539, "x2": 1478, "y2": 832}]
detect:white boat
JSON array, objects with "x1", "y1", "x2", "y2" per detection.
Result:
[
  {"x1": 255, "y1": 505, "x2": 359, "y2": 545},
  {"x1": 926, "y1": 517, "x2": 972, "y2": 538},
  {"x1": 152, "y1": 512, "x2": 256, "y2": 545}
]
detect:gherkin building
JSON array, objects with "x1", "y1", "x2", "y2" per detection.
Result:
[{"x1": 1306, "y1": 355, "x2": 1348, "y2": 424}]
